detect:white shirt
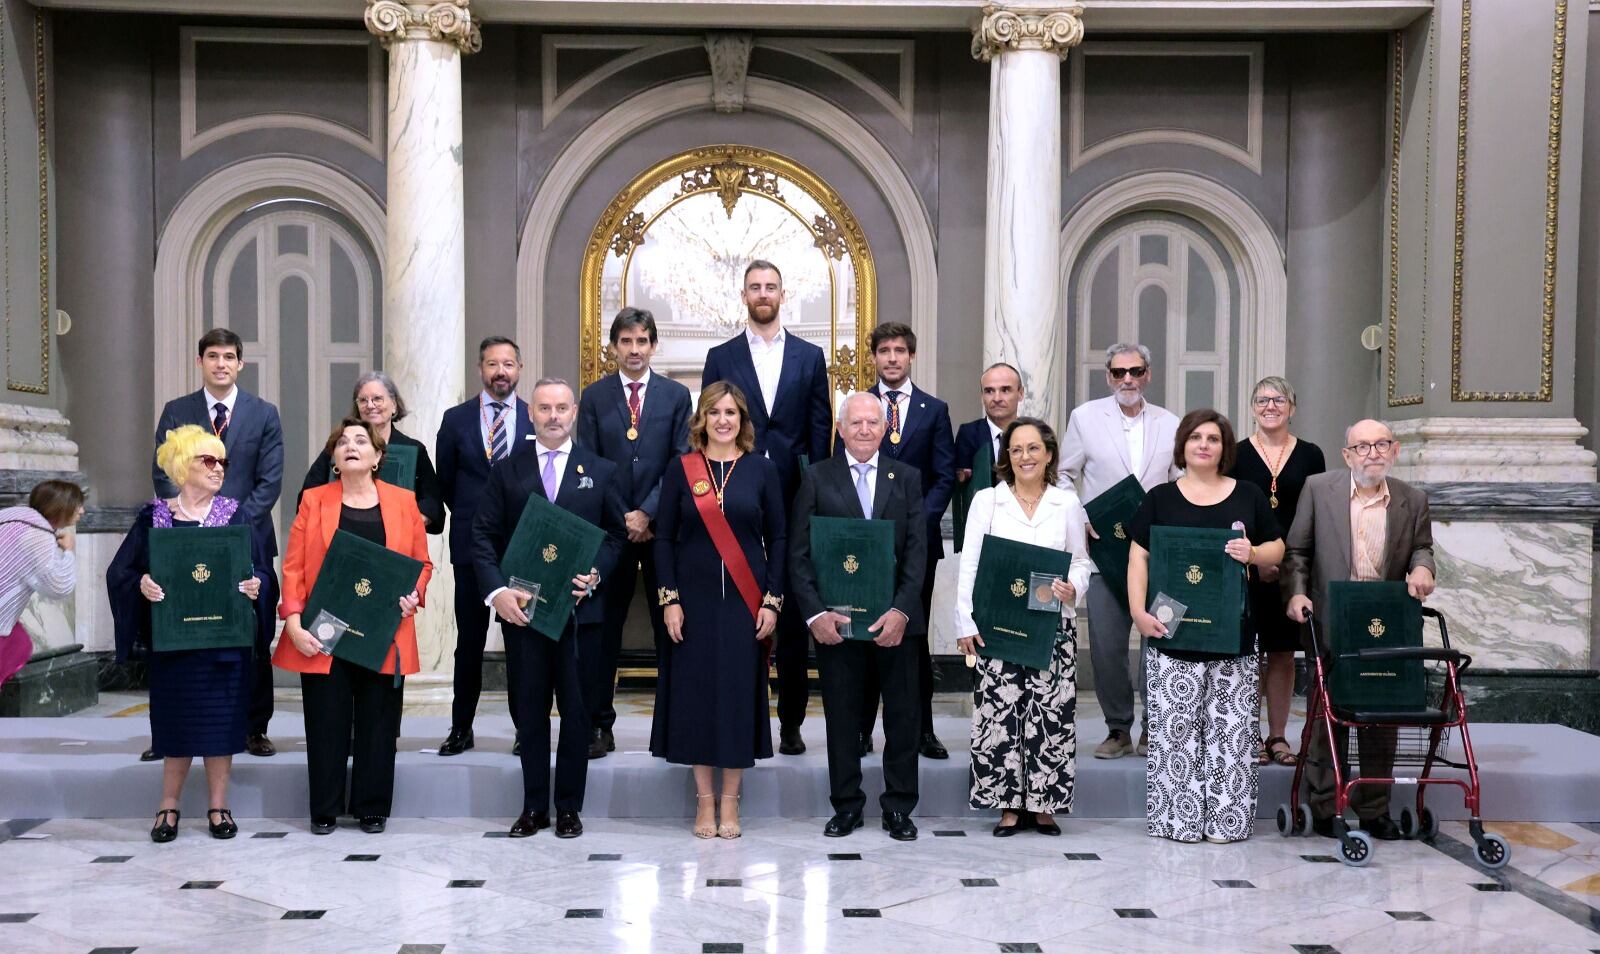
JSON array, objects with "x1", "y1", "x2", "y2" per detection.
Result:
[
  {"x1": 203, "y1": 385, "x2": 239, "y2": 430},
  {"x1": 955, "y1": 483, "x2": 1094, "y2": 636},
  {"x1": 618, "y1": 367, "x2": 652, "y2": 410},
  {"x1": 1121, "y1": 403, "x2": 1146, "y2": 477},
  {"x1": 478, "y1": 390, "x2": 518, "y2": 451},
  {"x1": 986, "y1": 418, "x2": 1005, "y2": 462},
  {"x1": 747, "y1": 326, "x2": 786, "y2": 412},
  {"x1": 878, "y1": 379, "x2": 914, "y2": 433}
]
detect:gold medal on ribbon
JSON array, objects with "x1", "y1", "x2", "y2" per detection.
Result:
[
  {"x1": 889, "y1": 431, "x2": 902, "y2": 445},
  {"x1": 691, "y1": 478, "x2": 712, "y2": 497},
  {"x1": 627, "y1": 426, "x2": 639, "y2": 441}
]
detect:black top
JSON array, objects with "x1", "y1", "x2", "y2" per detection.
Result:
[
  {"x1": 300, "y1": 427, "x2": 444, "y2": 533},
  {"x1": 339, "y1": 503, "x2": 386, "y2": 546},
  {"x1": 1129, "y1": 479, "x2": 1282, "y2": 660},
  {"x1": 1232, "y1": 437, "x2": 1326, "y2": 535}
]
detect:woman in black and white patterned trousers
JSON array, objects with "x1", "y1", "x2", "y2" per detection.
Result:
[{"x1": 1124, "y1": 409, "x2": 1284, "y2": 843}]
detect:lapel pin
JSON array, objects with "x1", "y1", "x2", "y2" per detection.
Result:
[
  {"x1": 887, "y1": 472, "x2": 896, "y2": 480},
  {"x1": 576, "y1": 464, "x2": 585, "y2": 474}
]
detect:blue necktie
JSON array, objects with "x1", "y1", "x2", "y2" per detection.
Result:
[
  {"x1": 488, "y1": 402, "x2": 507, "y2": 462},
  {"x1": 854, "y1": 462, "x2": 873, "y2": 518}
]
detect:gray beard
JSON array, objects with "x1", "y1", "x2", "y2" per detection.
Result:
[
  {"x1": 1354, "y1": 468, "x2": 1389, "y2": 489},
  {"x1": 1114, "y1": 389, "x2": 1144, "y2": 408}
]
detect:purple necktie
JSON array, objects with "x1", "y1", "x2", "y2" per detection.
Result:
[{"x1": 541, "y1": 451, "x2": 559, "y2": 500}]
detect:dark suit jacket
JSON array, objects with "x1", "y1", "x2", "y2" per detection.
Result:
[
  {"x1": 1283, "y1": 468, "x2": 1436, "y2": 625},
  {"x1": 470, "y1": 444, "x2": 628, "y2": 627},
  {"x1": 839, "y1": 384, "x2": 954, "y2": 567},
  {"x1": 297, "y1": 427, "x2": 445, "y2": 533},
  {"x1": 952, "y1": 417, "x2": 998, "y2": 553},
  {"x1": 788, "y1": 453, "x2": 928, "y2": 634},
  {"x1": 435, "y1": 395, "x2": 537, "y2": 565},
  {"x1": 702, "y1": 331, "x2": 832, "y2": 496},
  {"x1": 153, "y1": 388, "x2": 284, "y2": 556},
  {"x1": 575, "y1": 372, "x2": 692, "y2": 518}
]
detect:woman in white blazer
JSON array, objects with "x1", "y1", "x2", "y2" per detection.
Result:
[{"x1": 956, "y1": 417, "x2": 1094, "y2": 836}]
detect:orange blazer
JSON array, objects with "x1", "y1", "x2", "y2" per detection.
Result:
[{"x1": 272, "y1": 480, "x2": 433, "y2": 676}]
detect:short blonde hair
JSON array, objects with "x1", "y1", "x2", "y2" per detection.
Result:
[
  {"x1": 1252, "y1": 375, "x2": 1297, "y2": 407},
  {"x1": 156, "y1": 424, "x2": 225, "y2": 487}
]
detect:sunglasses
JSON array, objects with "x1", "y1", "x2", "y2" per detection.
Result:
[
  {"x1": 196, "y1": 454, "x2": 230, "y2": 471},
  {"x1": 1108, "y1": 366, "x2": 1149, "y2": 380}
]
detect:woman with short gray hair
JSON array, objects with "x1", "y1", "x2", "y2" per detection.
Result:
[{"x1": 298, "y1": 371, "x2": 444, "y2": 532}]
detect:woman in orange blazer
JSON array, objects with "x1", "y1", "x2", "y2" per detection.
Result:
[{"x1": 273, "y1": 416, "x2": 432, "y2": 835}]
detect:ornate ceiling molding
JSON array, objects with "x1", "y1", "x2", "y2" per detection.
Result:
[{"x1": 705, "y1": 32, "x2": 753, "y2": 113}]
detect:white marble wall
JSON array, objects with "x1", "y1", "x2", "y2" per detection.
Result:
[
  {"x1": 1390, "y1": 418, "x2": 1598, "y2": 484},
  {"x1": 0, "y1": 403, "x2": 79, "y2": 471}
]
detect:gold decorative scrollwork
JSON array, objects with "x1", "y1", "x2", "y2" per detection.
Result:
[
  {"x1": 1385, "y1": 27, "x2": 1426, "y2": 409},
  {"x1": 829, "y1": 345, "x2": 860, "y2": 395},
  {"x1": 5, "y1": 7, "x2": 49, "y2": 395},
  {"x1": 675, "y1": 158, "x2": 784, "y2": 218},
  {"x1": 609, "y1": 211, "x2": 646, "y2": 258},
  {"x1": 813, "y1": 213, "x2": 848, "y2": 261}
]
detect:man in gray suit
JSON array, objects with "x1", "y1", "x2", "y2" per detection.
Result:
[
  {"x1": 1284, "y1": 418, "x2": 1436, "y2": 841},
  {"x1": 152, "y1": 327, "x2": 285, "y2": 757}
]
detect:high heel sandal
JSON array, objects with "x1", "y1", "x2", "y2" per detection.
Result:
[
  {"x1": 693, "y1": 794, "x2": 717, "y2": 839},
  {"x1": 207, "y1": 808, "x2": 238, "y2": 840},
  {"x1": 150, "y1": 808, "x2": 179, "y2": 843},
  {"x1": 718, "y1": 794, "x2": 742, "y2": 840}
]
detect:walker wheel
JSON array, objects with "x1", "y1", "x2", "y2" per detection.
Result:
[
  {"x1": 1475, "y1": 832, "x2": 1510, "y2": 870},
  {"x1": 1399, "y1": 807, "x2": 1415, "y2": 839},
  {"x1": 1416, "y1": 807, "x2": 1438, "y2": 841},
  {"x1": 1297, "y1": 804, "x2": 1314, "y2": 837},
  {"x1": 1276, "y1": 804, "x2": 1293, "y2": 837},
  {"x1": 1340, "y1": 830, "x2": 1374, "y2": 867}
]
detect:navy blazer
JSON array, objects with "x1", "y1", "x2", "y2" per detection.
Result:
[
  {"x1": 846, "y1": 383, "x2": 955, "y2": 566},
  {"x1": 153, "y1": 389, "x2": 284, "y2": 556},
  {"x1": 702, "y1": 331, "x2": 832, "y2": 496},
  {"x1": 469, "y1": 444, "x2": 628, "y2": 628},
  {"x1": 575, "y1": 372, "x2": 692, "y2": 518},
  {"x1": 435, "y1": 395, "x2": 537, "y2": 565},
  {"x1": 954, "y1": 417, "x2": 999, "y2": 474}
]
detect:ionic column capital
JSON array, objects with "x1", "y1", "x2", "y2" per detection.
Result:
[
  {"x1": 971, "y1": 3, "x2": 1085, "y2": 62},
  {"x1": 365, "y1": 0, "x2": 482, "y2": 54}
]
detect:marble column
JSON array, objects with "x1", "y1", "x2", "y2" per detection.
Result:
[
  {"x1": 366, "y1": 1, "x2": 479, "y2": 677},
  {"x1": 972, "y1": 4, "x2": 1082, "y2": 431}
]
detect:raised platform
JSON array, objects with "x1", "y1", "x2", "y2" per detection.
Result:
[{"x1": 1, "y1": 714, "x2": 1595, "y2": 822}]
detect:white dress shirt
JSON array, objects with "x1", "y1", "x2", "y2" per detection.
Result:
[
  {"x1": 203, "y1": 385, "x2": 239, "y2": 430},
  {"x1": 1122, "y1": 403, "x2": 1146, "y2": 475},
  {"x1": 747, "y1": 326, "x2": 786, "y2": 412},
  {"x1": 477, "y1": 389, "x2": 518, "y2": 451},
  {"x1": 987, "y1": 417, "x2": 1005, "y2": 461},
  {"x1": 618, "y1": 367, "x2": 652, "y2": 410},
  {"x1": 955, "y1": 482, "x2": 1094, "y2": 636}
]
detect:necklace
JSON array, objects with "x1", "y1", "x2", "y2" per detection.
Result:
[
  {"x1": 1013, "y1": 486, "x2": 1043, "y2": 515},
  {"x1": 173, "y1": 495, "x2": 214, "y2": 525},
  {"x1": 1252, "y1": 433, "x2": 1294, "y2": 508},
  {"x1": 703, "y1": 451, "x2": 741, "y2": 507}
]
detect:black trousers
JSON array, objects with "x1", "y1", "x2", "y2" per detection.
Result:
[
  {"x1": 300, "y1": 658, "x2": 402, "y2": 819},
  {"x1": 591, "y1": 540, "x2": 668, "y2": 730},
  {"x1": 505, "y1": 619, "x2": 593, "y2": 814},
  {"x1": 246, "y1": 573, "x2": 279, "y2": 736},
  {"x1": 817, "y1": 635, "x2": 920, "y2": 816},
  {"x1": 451, "y1": 563, "x2": 513, "y2": 732},
  {"x1": 860, "y1": 556, "x2": 938, "y2": 738},
  {"x1": 774, "y1": 606, "x2": 810, "y2": 729}
]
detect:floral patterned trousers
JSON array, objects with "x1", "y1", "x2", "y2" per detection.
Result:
[{"x1": 969, "y1": 625, "x2": 1077, "y2": 813}]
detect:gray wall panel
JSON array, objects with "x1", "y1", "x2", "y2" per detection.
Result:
[
  {"x1": 463, "y1": 27, "x2": 521, "y2": 380},
  {"x1": 932, "y1": 34, "x2": 987, "y2": 423},
  {"x1": 1578, "y1": 12, "x2": 1600, "y2": 451}
]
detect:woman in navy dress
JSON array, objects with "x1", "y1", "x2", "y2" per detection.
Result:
[
  {"x1": 651, "y1": 381, "x2": 785, "y2": 839},
  {"x1": 108, "y1": 425, "x2": 274, "y2": 843}
]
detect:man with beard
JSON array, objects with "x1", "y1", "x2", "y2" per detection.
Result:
[
  {"x1": 702, "y1": 260, "x2": 832, "y2": 755},
  {"x1": 1284, "y1": 419, "x2": 1435, "y2": 841},
  {"x1": 1059, "y1": 343, "x2": 1180, "y2": 760},
  {"x1": 435, "y1": 336, "x2": 538, "y2": 756}
]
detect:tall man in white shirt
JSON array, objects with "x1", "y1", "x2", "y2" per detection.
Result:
[{"x1": 1059, "y1": 343, "x2": 1180, "y2": 759}]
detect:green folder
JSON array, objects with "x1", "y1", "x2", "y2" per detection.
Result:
[
  {"x1": 329, "y1": 444, "x2": 418, "y2": 490},
  {"x1": 971, "y1": 533, "x2": 1073, "y2": 670},
  {"x1": 1326, "y1": 580, "x2": 1425, "y2": 711},
  {"x1": 952, "y1": 437, "x2": 993, "y2": 554},
  {"x1": 301, "y1": 529, "x2": 425, "y2": 672},
  {"x1": 1148, "y1": 525, "x2": 1245, "y2": 654},
  {"x1": 810, "y1": 516, "x2": 895, "y2": 640},
  {"x1": 149, "y1": 525, "x2": 255, "y2": 652},
  {"x1": 1084, "y1": 475, "x2": 1145, "y2": 604},
  {"x1": 500, "y1": 492, "x2": 606, "y2": 641}
]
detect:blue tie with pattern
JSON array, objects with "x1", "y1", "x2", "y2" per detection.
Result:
[{"x1": 489, "y1": 402, "x2": 507, "y2": 462}]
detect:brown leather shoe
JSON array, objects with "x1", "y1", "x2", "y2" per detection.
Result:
[{"x1": 245, "y1": 734, "x2": 276, "y2": 757}]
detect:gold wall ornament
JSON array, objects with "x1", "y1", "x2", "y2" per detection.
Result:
[
  {"x1": 541, "y1": 543, "x2": 559, "y2": 563},
  {"x1": 4, "y1": 7, "x2": 50, "y2": 395},
  {"x1": 1368, "y1": 617, "x2": 1387, "y2": 638},
  {"x1": 1010, "y1": 578, "x2": 1027, "y2": 598},
  {"x1": 355, "y1": 578, "x2": 374, "y2": 597},
  {"x1": 192, "y1": 564, "x2": 212, "y2": 584},
  {"x1": 843, "y1": 554, "x2": 860, "y2": 575},
  {"x1": 971, "y1": 3, "x2": 1085, "y2": 62},
  {"x1": 1185, "y1": 564, "x2": 1204, "y2": 585},
  {"x1": 829, "y1": 345, "x2": 860, "y2": 395},
  {"x1": 1385, "y1": 25, "x2": 1429, "y2": 409},
  {"x1": 364, "y1": 0, "x2": 482, "y2": 54},
  {"x1": 609, "y1": 211, "x2": 647, "y2": 258}
]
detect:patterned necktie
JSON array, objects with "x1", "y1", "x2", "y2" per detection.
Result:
[
  {"x1": 853, "y1": 462, "x2": 873, "y2": 518},
  {"x1": 885, "y1": 390, "x2": 902, "y2": 440},
  {"x1": 488, "y1": 401, "x2": 507, "y2": 461},
  {"x1": 541, "y1": 450, "x2": 559, "y2": 500},
  {"x1": 212, "y1": 402, "x2": 228, "y2": 437},
  {"x1": 627, "y1": 382, "x2": 643, "y2": 428}
]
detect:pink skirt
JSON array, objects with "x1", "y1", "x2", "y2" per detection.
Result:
[{"x1": 0, "y1": 622, "x2": 33, "y2": 689}]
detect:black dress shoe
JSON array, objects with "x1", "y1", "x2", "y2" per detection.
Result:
[
  {"x1": 882, "y1": 811, "x2": 917, "y2": 841},
  {"x1": 140, "y1": 747, "x2": 158, "y2": 762},
  {"x1": 601, "y1": 726, "x2": 615, "y2": 752},
  {"x1": 555, "y1": 809, "x2": 583, "y2": 838},
  {"x1": 918, "y1": 732, "x2": 949, "y2": 760},
  {"x1": 150, "y1": 808, "x2": 179, "y2": 843},
  {"x1": 824, "y1": 811, "x2": 864, "y2": 837},
  {"x1": 438, "y1": 727, "x2": 474, "y2": 757},
  {"x1": 587, "y1": 728, "x2": 608, "y2": 760},
  {"x1": 1034, "y1": 817, "x2": 1062, "y2": 837},
  {"x1": 778, "y1": 726, "x2": 806, "y2": 755},
  {"x1": 992, "y1": 813, "x2": 1033, "y2": 837},
  {"x1": 509, "y1": 810, "x2": 549, "y2": 838},
  {"x1": 206, "y1": 808, "x2": 238, "y2": 839},
  {"x1": 359, "y1": 815, "x2": 386, "y2": 834},
  {"x1": 1310, "y1": 816, "x2": 1336, "y2": 839},
  {"x1": 245, "y1": 733, "x2": 276, "y2": 757},
  {"x1": 1361, "y1": 815, "x2": 1403, "y2": 841},
  {"x1": 512, "y1": 740, "x2": 522, "y2": 757},
  {"x1": 859, "y1": 732, "x2": 874, "y2": 756},
  {"x1": 310, "y1": 816, "x2": 337, "y2": 835}
]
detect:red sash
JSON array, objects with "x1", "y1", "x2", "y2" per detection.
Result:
[{"x1": 681, "y1": 453, "x2": 764, "y2": 623}]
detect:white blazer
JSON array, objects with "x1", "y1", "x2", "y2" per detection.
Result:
[
  {"x1": 955, "y1": 482, "x2": 1095, "y2": 637},
  {"x1": 1058, "y1": 394, "x2": 1182, "y2": 501}
]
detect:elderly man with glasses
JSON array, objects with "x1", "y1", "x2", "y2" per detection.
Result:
[{"x1": 1283, "y1": 418, "x2": 1436, "y2": 841}]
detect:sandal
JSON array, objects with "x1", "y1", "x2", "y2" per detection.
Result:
[
  {"x1": 693, "y1": 794, "x2": 716, "y2": 839},
  {"x1": 718, "y1": 794, "x2": 742, "y2": 840},
  {"x1": 151, "y1": 808, "x2": 179, "y2": 843},
  {"x1": 207, "y1": 808, "x2": 238, "y2": 840},
  {"x1": 1264, "y1": 736, "x2": 1298, "y2": 766}
]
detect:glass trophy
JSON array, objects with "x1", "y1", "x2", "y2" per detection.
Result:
[
  {"x1": 310, "y1": 609, "x2": 349, "y2": 656},
  {"x1": 1149, "y1": 592, "x2": 1188, "y2": 641}
]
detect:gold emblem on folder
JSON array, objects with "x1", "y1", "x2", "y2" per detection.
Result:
[
  {"x1": 191, "y1": 563, "x2": 211, "y2": 583},
  {"x1": 1113, "y1": 522, "x2": 1126, "y2": 540},
  {"x1": 542, "y1": 543, "x2": 559, "y2": 564},
  {"x1": 1010, "y1": 578, "x2": 1027, "y2": 598},
  {"x1": 843, "y1": 555, "x2": 859, "y2": 575},
  {"x1": 1185, "y1": 564, "x2": 1204, "y2": 585},
  {"x1": 354, "y1": 578, "x2": 373, "y2": 598},
  {"x1": 1368, "y1": 618, "x2": 1386, "y2": 638}
]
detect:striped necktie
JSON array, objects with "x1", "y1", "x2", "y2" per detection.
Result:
[{"x1": 488, "y1": 402, "x2": 507, "y2": 461}]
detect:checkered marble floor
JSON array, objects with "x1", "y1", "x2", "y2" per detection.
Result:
[{"x1": 2, "y1": 814, "x2": 1597, "y2": 953}]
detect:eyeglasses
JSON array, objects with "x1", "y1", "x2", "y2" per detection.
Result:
[
  {"x1": 196, "y1": 455, "x2": 230, "y2": 471},
  {"x1": 356, "y1": 396, "x2": 390, "y2": 408},
  {"x1": 1253, "y1": 396, "x2": 1289, "y2": 408},
  {"x1": 1108, "y1": 366, "x2": 1148, "y2": 380},
  {"x1": 1345, "y1": 440, "x2": 1396, "y2": 457}
]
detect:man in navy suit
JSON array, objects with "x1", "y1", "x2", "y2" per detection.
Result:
[
  {"x1": 473, "y1": 378, "x2": 627, "y2": 839},
  {"x1": 152, "y1": 327, "x2": 283, "y2": 758},
  {"x1": 952, "y1": 362, "x2": 1026, "y2": 551},
  {"x1": 575, "y1": 307, "x2": 691, "y2": 759},
  {"x1": 851, "y1": 322, "x2": 954, "y2": 760},
  {"x1": 435, "y1": 336, "x2": 537, "y2": 756},
  {"x1": 701, "y1": 260, "x2": 832, "y2": 755}
]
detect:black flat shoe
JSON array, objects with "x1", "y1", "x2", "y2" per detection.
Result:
[
  {"x1": 206, "y1": 808, "x2": 237, "y2": 839},
  {"x1": 918, "y1": 732, "x2": 949, "y2": 760},
  {"x1": 824, "y1": 811, "x2": 864, "y2": 837},
  {"x1": 438, "y1": 727, "x2": 474, "y2": 757},
  {"x1": 150, "y1": 808, "x2": 179, "y2": 843},
  {"x1": 1034, "y1": 817, "x2": 1062, "y2": 836},
  {"x1": 510, "y1": 810, "x2": 549, "y2": 838},
  {"x1": 778, "y1": 726, "x2": 806, "y2": 756},
  {"x1": 555, "y1": 809, "x2": 583, "y2": 839},
  {"x1": 140, "y1": 747, "x2": 159, "y2": 762},
  {"x1": 245, "y1": 733, "x2": 276, "y2": 757},
  {"x1": 359, "y1": 815, "x2": 386, "y2": 834},
  {"x1": 882, "y1": 811, "x2": 918, "y2": 842},
  {"x1": 992, "y1": 813, "x2": 1032, "y2": 837},
  {"x1": 311, "y1": 816, "x2": 337, "y2": 835}
]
